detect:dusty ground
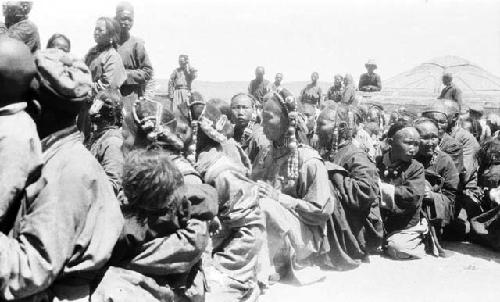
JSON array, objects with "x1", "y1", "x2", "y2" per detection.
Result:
[{"x1": 260, "y1": 242, "x2": 500, "y2": 302}]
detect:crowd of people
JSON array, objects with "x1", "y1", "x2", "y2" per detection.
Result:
[{"x1": 0, "y1": 1, "x2": 500, "y2": 302}]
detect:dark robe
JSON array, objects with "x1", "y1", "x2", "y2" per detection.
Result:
[
  {"x1": 325, "y1": 143, "x2": 384, "y2": 258},
  {"x1": 300, "y1": 83, "x2": 323, "y2": 107},
  {"x1": 234, "y1": 122, "x2": 270, "y2": 164},
  {"x1": 248, "y1": 79, "x2": 271, "y2": 107},
  {"x1": 415, "y1": 150, "x2": 459, "y2": 227},
  {"x1": 117, "y1": 35, "x2": 153, "y2": 97},
  {"x1": 439, "y1": 133, "x2": 464, "y2": 174},
  {"x1": 358, "y1": 73, "x2": 381, "y2": 92},
  {"x1": 376, "y1": 153, "x2": 426, "y2": 234},
  {"x1": 438, "y1": 83, "x2": 463, "y2": 108},
  {"x1": 326, "y1": 85, "x2": 342, "y2": 103}
]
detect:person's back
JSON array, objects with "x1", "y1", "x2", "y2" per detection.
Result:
[
  {"x1": 2, "y1": 2, "x2": 40, "y2": 53},
  {"x1": 0, "y1": 37, "x2": 41, "y2": 233}
]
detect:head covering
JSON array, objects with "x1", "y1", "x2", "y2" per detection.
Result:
[
  {"x1": 34, "y1": 48, "x2": 92, "y2": 113},
  {"x1": 365, "y1": 59, "x2": 377, "y2": 69},
  {"x1": 0, "y1": 36, "x2": 36, "y2": 104},
  {"x1": 442, "y1": 72, "x2": 453, "y2": 80},
  {"x1": 198, "y1": 98, "x2": 233, "y2": 144},
  {"x1": 116, "y1": 1, "x2": 134, "y2": 15},
  {"x1": 263, "y1": 89, "x2": 301, "y2": 179},
  {"x1": 130, "y1": 99, "x2": 184, "y2": 151}
]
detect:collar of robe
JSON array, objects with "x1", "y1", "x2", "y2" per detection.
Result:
[{"x1": 41, "y1": 125, "x2": 81, "y2": 163}]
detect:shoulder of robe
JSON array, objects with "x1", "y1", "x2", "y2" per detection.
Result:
[{"x1": 298, "y1": 144, "x2": 323, "y2": 165}]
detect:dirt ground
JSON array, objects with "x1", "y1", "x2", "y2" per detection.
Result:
[{"x1": 259, "y1": 242, "x2": 500, "y2": 302}]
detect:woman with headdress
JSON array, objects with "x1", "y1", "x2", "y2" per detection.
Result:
[
  {"x1": 85, "y1": 16, "x2": 126, "y2": 94},
  {"x1": 230, "y1": 92, "x2": 270, "y2": 163},
  {"x1": 94, "y1": 98, "x2": 219, "y2": 301},
  {"x1": 46, "y1": 33, "x2": 70, "y2": 53},
  {"x1": 86, "y1": 89, "x2": 124, "y2": 196},
  {"x1": 251, "y1": 90, "x2": 335, "y2": 285},
  {"x1": 376, "y1": 121, "x2": 428, "y2": 259},
  {"x1": 317, "y1": 103, "x2": 384, "y2": 262},
  {"x1": 194, "y1": 98, "x2": 264, "y2": 301}
]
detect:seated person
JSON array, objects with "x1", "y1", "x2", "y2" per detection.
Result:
[
  {"x1": 86, "y1": 89, "x2": 124, "y2": 196},
  {"x1": 94, "y1": 148, "x2": 218, "y2": 301},
  {"x1": 230, "y1": 93, "x2": 270, "y2": 163},
  {"x1": 376, "y1": 121, "x2": 427, "y2": 260},
  {"x1": 195, "y1": 98, "x2": 264, "y2": 302},
  {"x1": 414, "y1": 118, "x2": 459, "y2": 236},
  {"x1": 317, "y1": 103, "x2": 383, "y2": 260},
  {"x1": 0, "y1": 48, "x2": 123, "y2": 301},
  {"x1": 0, "y1": 37, "x2": 42, "y2": 233},
  {"x1": 252, "y1": 91, "x2": 336, "y2": 285}
]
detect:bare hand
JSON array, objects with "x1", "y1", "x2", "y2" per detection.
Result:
[{"x1": 257, "y1": 180, "x2": 280, "y2": 200}]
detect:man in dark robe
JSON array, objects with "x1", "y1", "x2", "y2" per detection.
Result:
[
  {"x1": 376, "y1": 121, "x2": 427, "y2": 259},
  {"x1": 414, "y1": 118, "x2": 459, "y2": 235},
  {"x1": 168, "y1": 54, "x2": 197, "y2": 112},
  {"x1": 248, "y1": 66, "x2": 271, "y2": 109},
  {"x1": 317, "y1": 104, "x2": 383, "y2": 261},
  {"x1": 115, "y1": 2, "x2": 153, "y2": 100},
  {"x1": 300, "y1": 72, "x2": 322, "y2": 108},
  {"x1": 230, "y1": 93, "x2": 270, "y2": 163},
  {"x1": 359, "y1": 60, "x2": 381, "y2": 92},
  {"x1": 1, "y1": 1, "x2": 39, "y2": 53},
  {"x1": 438, "y1": 73, "x2": 463, "y2": 110}
]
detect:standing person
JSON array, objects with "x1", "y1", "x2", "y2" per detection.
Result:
[
  {"x1": 438, "y1": 73, "x2": 463, "y2": 110},
  {"x1": 167, "y1": 54, "x2": 197, "y2": 112},
  {"x1": 0, "y1": 37, "x2": 41, "y2": 234},
  {"x1": 85, "y1": 16, "x2": 126, "y2": 93},
  {"x1": 376, "y1": 121, "x2": 427, "y2": 259},
  {"x1": 326, "y1": 74, "x2": 343, "y2": 103},
  {"x1": 341, "y1": 73, "x2": 357, "y2": 105},
  {"x1": 359, "y1": 60, "x2": 381, "y2": 92},
  {"x1": 252, "y1": 91, "x2": 334, "y2": 285},
  {"x1": 1, "y1": 1, "x2": 40, "y2": 53},
  {"x1": 115, "y1": 2, "x2": 153, "y2": 103},
  {"x1": 230, "y1": 93, "x2": 270, "y2": 163},
  {"x1": 316, "y1": 104, "x2": 384, "y2": 261},
  {"x1": 299, "y1": 72, "x2": 322, "y2": 108},
  {"x1": 271, "y1": 72, "x2": 283, "y2": 92},
  {"x1": 46, "y1": 33, "x2": 70, "y2": 52},
  {"x1": 0, "y1": 48, "x2": 123, "y2": 301},
  {"x1": 248, "y1": 66, "x2": 271, "y2": 108}
]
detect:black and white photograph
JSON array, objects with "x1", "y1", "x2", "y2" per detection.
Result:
[{"x1": 0, "y1": 0, "x2": 499, "y2": 301}]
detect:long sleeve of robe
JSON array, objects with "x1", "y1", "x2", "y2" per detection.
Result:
[
  {"x1": 0, "y1": 106, "x2": 42, "y2": 233},
  {"x1": 89, "y1": 128, "x2": 124, "y2": 196},
  {"x1": 378, "y1": 155, "x2": 426, "y2": 233},
  {"x1": 85, "y1": 47, "x2": 127, "y2": 93},
  {"x1": 6, "y1": 19, "x2": 40, "y2": 53},
  {"x1": 118, "y1": 36, "x2": 153, "y2": 86},
  {"x1": 0, "y1": 127, "x2": 123, "y2": 301}
]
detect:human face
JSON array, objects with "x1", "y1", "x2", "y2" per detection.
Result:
[
  {"x1": 116, "y1": 10, "x2": 134, "y2": 33},
  {"x1": 230, "y1": 95, "x2": 253, "y2": 127},
  {"x1": 262, "y1": 99, "x2": 287, "y2": 142},
  {"x1": 275, "y1": 73, "x2": 283, "y2": 84},
  {"x1": 390, "y1": 127, "x2": 420, "y2": 163},
  {"x1": 311, "y1": 73, "x2": 319, "y2": 83},
  {"x1": 366, "y1": 65, "x2": 376, "y2": 73},
  {"x1": 255, "y1": 67, "x2": 264, "y2": 79},
  {"x1": 442, "y1": 76, "x2": 452, "y2": 86},
  {"x1": 50, "y1": 37, "x2": 70, "y2": 53},
  {"x1": 94, "y1": 20, "x2": 109, "y2": 46},
  {"x1": 179, "y1": 56, "x2": 187, "y2": 67},
  {"x1": 423, "y1": 112, "x2": 448, "y2": 138},
  {"x1": 416, "y1": 122, "x2": 439, "y2": 157}
]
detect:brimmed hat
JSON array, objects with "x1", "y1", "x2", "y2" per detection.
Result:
[
  {"x1": 365, "y1": 59, "x2": 377, "y2": 69},
  {"x1": 34, "y1": 48, "x2": 92, "y2": 113}
]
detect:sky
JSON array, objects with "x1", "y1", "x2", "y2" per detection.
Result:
[{"x1": 28, "y1": 0, "x2": 500, "y2": 82}]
